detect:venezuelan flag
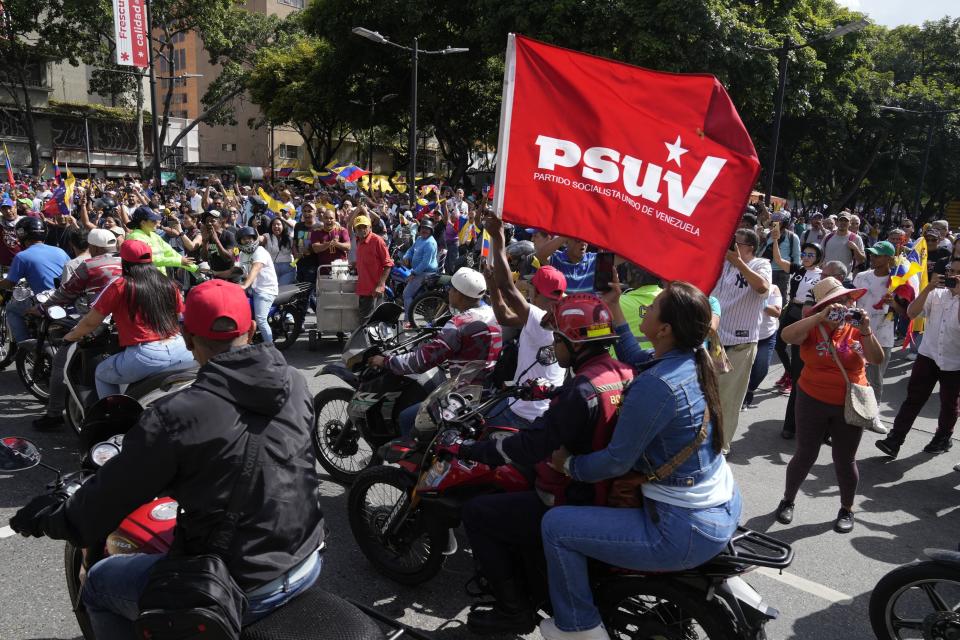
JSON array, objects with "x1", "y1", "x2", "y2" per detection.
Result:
[
  {"x1": 336, "y1": 164, "x2": 370, "y2": 183},
  {"x1": 2, "y1": 144, "x2": 15, "y2": 187},
  {"x1": 480, "y1": 230, "x2": 491, "y2": 259}
]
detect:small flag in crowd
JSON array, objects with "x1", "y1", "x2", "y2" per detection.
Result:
[
  {"x1": 335, "y1": 164, "x2": 370, "y2": 183},
  {"x1": 2, "y1": 143, "x2": 15, "y2": 187},
  {"x1": 257, "y1": 187, "x2": 293, "y2": 217},
  {"x1": 480, "y1": 230, "x2": 492, "y2": 259}
]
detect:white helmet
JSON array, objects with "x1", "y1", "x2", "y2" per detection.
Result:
[{"x1": 451, "y1": 267, "x2": 486, "y2": 299}]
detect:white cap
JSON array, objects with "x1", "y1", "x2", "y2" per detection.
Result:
[
  {"x1": 87, "y1": 228, "x2": 118, "y2": 248},
  {"x1": 403, "y1": 210, "x2": 413, "y2": 219},
  {"x1": 451, "y1": 267, "x2": 486, "y2": 299}
]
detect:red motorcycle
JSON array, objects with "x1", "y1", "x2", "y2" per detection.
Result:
[
  {"x1": 2, "y1": 396, "x2": 423, "y2": 640},
  {"x1": 348, "y1": 355, "x2": 797, "y2": 639}
]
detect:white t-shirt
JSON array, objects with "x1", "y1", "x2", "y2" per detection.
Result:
[
  {"x1": 710, "y1": 257, "x2": 772, "y2": 345},
  {"x1": 190, "y1": 194, "x2": 203, "y2": 213},
  {"x1": 918, "y1": 289, "x2": 960, "y2": 371},
  {"x1": 791, "y1": 266, "x2": 821, "y2": 305},
  {"x1": 240, "y1": 246, "x2": 279, "y2": 296},
  {"x1": 853, "y1": 270, "x2": 896, "y2": 348},
  {"x1": 511, "y1": 305, "x2": 566, "y2": 422},
  {"x1": 759, "y1": 285, "x2": 782, "y2": 340}
]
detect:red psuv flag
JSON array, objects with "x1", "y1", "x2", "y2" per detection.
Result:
[{"x1": 493, "y1": 35, "x2": 760, "y2": 292}]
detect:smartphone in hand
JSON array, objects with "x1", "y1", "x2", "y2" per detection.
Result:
[{"x1": 593, "y1": 251, "x2": 616, "y2": 293}]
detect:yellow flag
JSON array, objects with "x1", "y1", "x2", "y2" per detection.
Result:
[
  {"x1": 64, "y1": 167, "x2": 76, "y2": 211},
  {"x1": 257, "y1": 187, "x2": 283, "y2": 214},
  {"x1": 912, "y1": 236, "x2": 929, "y2": 333}
]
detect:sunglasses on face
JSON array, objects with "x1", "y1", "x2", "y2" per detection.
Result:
[{"x1": 801, "y1": 252, "x2": 818, "y2": 258}]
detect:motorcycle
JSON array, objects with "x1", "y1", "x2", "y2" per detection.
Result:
[
  {"x1": 61, "y1": 323, "x2": 198, "y2": 435},
  {"x1": 0, "y1": 399, "x2": 428, "y2": 640},
  {"x1": 869, "y1": 544, "x2": 960, "y2": 640},
  {"x1": 349, "y1": 357, "x2": 794, "y2": 639},
  {"x1": 312, "y1": 302, "x2": 448, "y2": 484},
  {"x1": 15, "y1": 290, "x2": 77, "y2": 401},
  {"x1": 252, "y1": 281, "x2": 312, "y2": 351},
  {"x1": 406, "y1": 273, "x2": 450, "y2": 328},
  {"x1": 0, "y1": 288, "x2": 15, "y2": 370}
]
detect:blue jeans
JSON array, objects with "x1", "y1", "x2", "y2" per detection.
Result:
[
  {"x1": 542, "y1": 490, "x2": 742, "y2": 631},
  {"x1": 483, "y1": 397, "x2": 534, "y2": 429},
  {"x1": 275, "y1": 262, "x2": 296, "y2": 286},
  {"x1": 403, "y1": 273, "x2": 429, "y2": 317},
  {"x1": 745, "y1": 334, "x2": 776, "y2": 405},
  {"x1": 399, "y1": 401, "x2": 421, "y2": 436},
  {"x1": 81, "y1": 550, "x2": 323, "y2": 638},
  {"x1": 95, "y1": 336, "x2": 194, "y2": 398},
  {"x1": 6, "y1": 296, "x2": 32, "y2": 343},
  {"x1": 251, "y1": 291, "x2": 277, "y2": 344}
]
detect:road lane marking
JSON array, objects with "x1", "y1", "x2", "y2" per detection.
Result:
[{"x1": 756, "y1": 567, "x2": 854, "y2": 604}]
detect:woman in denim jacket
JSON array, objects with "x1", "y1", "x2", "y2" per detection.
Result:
[{"x1": 539, "y1": 281, "x2": 742, "y2": 640}]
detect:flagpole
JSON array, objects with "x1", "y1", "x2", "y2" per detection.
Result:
[
  {"x1": 145, "y1": 0, "x2": 163, "y2": 188},
  {"x1": 84, "y1": 117, "x2": 93, "y2": 179}
]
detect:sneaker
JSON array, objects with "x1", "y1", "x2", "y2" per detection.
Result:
[
  {"x1": 905, "y1": 352, "x2": 917, "y2": 361},
  {"x1": 773, "y1": 373, "x2": 789, "y2": 389},
  {"x1": 539, "y1": 618, "x2": 610, "y2": 640},
  {"x1": 834, "y1": 508, "x2": 855, "y2": 534},
  {"x1": 775, "y1": 500, "x2": 794, "y2": 525},
  {"x1": 923, "y1": 437, "x2": 954, "y2": 455},
  {"x1": 32, "y1": 414, "x2": 64, "y2": 430},
  {"x1": 875, "y1": 438, "x2": 901, "y2": 458},
  {"x1": 868, "y1": 420, "x2": 889, "y2": 435},
  {"x1": 954, "y1": 463, "x2": 960, "y2": 473}
]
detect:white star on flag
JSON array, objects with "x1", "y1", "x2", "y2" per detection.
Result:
[{"x1": 664, "y1": 136, "x2": 688, "y2": 167}]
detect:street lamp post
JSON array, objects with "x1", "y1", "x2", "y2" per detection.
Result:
[
  {"x1": 351, "y1": 27, "x2": 468, "y2": 197},
  {"x1": 760, "y1": 18, "x2": 869, "y2": 206}
]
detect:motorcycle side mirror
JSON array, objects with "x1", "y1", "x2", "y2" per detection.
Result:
[
  {"x1": 47, "y1": 305, "x2": 67, "y2": 320},
  {"x1": 0, "y1": 436, "x2": 42, "y2": 472},
  {"x1": 536, "y1": 346, "x2": 558, "y2": 366}
]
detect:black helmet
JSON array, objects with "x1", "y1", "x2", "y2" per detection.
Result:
[
  {"x1": 801, "y1": 242, "x2": 823, "y2": 263},
  {"x1": 15, "y1": 216, "x2": 47, "y2": 243},
  {"x1": 506, "y1": 240, "x2": 534, "y2": 259},
  {"x1": 94, "y1": 197, "x2": 118, "y2": 212},
  {"x1": 237, "y1": 226, "x2": 258, "y2": 240},
  {"x1": 418, "y1": 217, "x2": 435, "y2": 232}
]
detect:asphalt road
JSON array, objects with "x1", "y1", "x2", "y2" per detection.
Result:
[{"x1": 0, "y1": 337, "x2": 957, "y2": 640}]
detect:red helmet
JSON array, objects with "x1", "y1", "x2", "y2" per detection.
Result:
[{"x1": 548, "y1": 293, "x2": 616, "y2": 344}]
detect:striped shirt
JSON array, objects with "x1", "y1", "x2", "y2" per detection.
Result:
[{"x1": 710, "y1": 257, "x2": 772, "y2": 346}]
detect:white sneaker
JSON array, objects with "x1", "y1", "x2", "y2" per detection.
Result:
[
  {"x1": 868, "y1": 419, "x2": 889, "y2": 435},
  {"x1": 953, "y1": 463, "x2": 960, "y2": 473},
  {"x1": 539, "y1": 618, "x2": 610, "y2": 640}
]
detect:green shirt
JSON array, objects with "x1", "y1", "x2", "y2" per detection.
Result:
[
  {"x1": 616, "y1": 285, "x2": 662, "y2": 352},
  {"x1": 126, "y1": 228, "x2": 198, "y2": 275}
]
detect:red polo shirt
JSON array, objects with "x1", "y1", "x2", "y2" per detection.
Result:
[{"x1": 355, "y1": 232, "x2": 393, "y2": 296}]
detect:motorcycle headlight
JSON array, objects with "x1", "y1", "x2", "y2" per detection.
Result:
[{"x1": 89, "y1": 442, "x2": 121, "y2": 467}]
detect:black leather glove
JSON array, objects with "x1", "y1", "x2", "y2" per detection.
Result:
[{"x1": 9, "y1": 493, "x2": 67, "y2": 538}]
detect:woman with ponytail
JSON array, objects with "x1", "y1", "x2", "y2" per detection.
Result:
[
  {"x1": 64, "y1": 240, "x2": 194, "y2": 398},
  {"x1": 537, "y1": 278, "x2": 741, "y2": 640}
]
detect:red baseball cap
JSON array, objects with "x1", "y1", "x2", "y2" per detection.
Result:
[
  {"x1": 183, "y1": 280, "x2": 253, "y2": 340},
  {"x1": 119, "y1": 239, "x2": 153, "y2": 264},
  {"x1": 531, "y1": 265, "x2": 567, "y2": 300}
]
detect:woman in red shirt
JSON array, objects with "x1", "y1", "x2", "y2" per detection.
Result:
[
  {"x1": 64, "y1": 239, "x2": 194, "y2": 398},
  {"x1": 776, "y1": 277, "x2": 884, "y2": 533}
]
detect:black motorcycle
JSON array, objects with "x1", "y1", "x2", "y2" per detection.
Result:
[
  {"x1": 16, "y1": 293, "x2": 77, "y2": 401},
  {"x1": 312, "y1": 302, "x2": 447, "y2": 484},
  {"x1": 869, "y1": 544, "x2": 960, "y2": 640},
  {"x1": 257, "y1": 281, "x2": 313, "y2": 350},
  {"x1": 406, "y1": 273, "x2": 450, "y2": 328}
]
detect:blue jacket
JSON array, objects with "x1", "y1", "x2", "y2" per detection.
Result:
[
  {"x1": 569, "y1": 324, "x2": 723, "y2": 489},
  {"x1": 6, "y1": 242, "x2": 70, "y2": 293},
  {"x1": 404, "y1": 235, "x2": 438, "y2": 275}
]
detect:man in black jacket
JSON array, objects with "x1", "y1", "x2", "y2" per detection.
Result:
[{"x1": 10, "y1": 279, "x2": 323, "y2": 637}]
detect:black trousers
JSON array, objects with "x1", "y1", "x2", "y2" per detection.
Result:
[{"x1": 462, "y1": 491, "x2": 548, "y2": 591}]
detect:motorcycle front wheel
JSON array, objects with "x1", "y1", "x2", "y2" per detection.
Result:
[
  {"x1": 312, "y1": 387, "x2": 375, "y2": 484},
  {"x1": 269, "y1": 306, "x2": 303, "y2": 351},
  {"x1": 407, "y1": 290, "x2": 449, "y2": 328},
  {"x1": 16, "y1": 346, "x2": 52, "y2": 401},
  {"x1": 869, "y1": 560, "x2": 960, "y2": 640},
  {"x1": 64, "y1": 543, "x2": 96, "y2": 640},
  {"x1": 348, "y1": 465, "x2": 446, "y2": 585},
  {"x1": 597, "y1": 577, "x2": 738, "y2": 639}
]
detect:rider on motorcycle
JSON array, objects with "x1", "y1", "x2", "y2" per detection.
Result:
[
  {"x1": 126, "y1": 205, "x2": 197, "y2": 276},
  {"x1": 368, "y1": 267, "x2": 502, "y2": 439},
  {"x1": 481, "y1": 213, "x2": 567, "y2": 429},
  {"x1": 9, "y1": 279, "x2": 324, "y2": 637},
  {"x1": 0, "y1": 217, "x2": 69, "y2": 361},
  {"x1": 32, "y1": 228, "x2": 122, "y2": 429},
  {"x1": 237, "y1": 225, "x2": 279, "y2": 344},
  {"x1": 443, "y1": 294, "x2": 635, "y2": 635}
]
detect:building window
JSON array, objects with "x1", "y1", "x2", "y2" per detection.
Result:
[
  {"x1": 222, "y1": 143, "x2": 237, "y2": 152},
  {"x1": 278, "y1": 143, "x2": 299, "y2": 160},
  {"x1": 277, "y1": 0, "x2": 304, "y2": 7}
]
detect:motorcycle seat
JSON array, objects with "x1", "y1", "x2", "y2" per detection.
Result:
[
  {"x1": 240, "y1": 588, "x2": 381, "y2": 640},
  {"x1": 274, "y1": 283, "x2": 310, "y2": 306}
]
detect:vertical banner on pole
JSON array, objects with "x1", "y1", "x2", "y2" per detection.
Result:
[{"x1": 113, "y1": 0, "x2": 149, "y2": 68}]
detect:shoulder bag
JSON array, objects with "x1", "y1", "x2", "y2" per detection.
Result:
[
  {"x1": 607, "y1": 407, "x2": 711, "y2": 508},
  {"x1": 817, "y1": 324, "x2": 878, "y2": 429},
  {"x1": 706, "y1": 328, "x2": 732, "y2": 374},
  {"x1": 134, "y1": 420, "x2": 269, "y2": 640}
]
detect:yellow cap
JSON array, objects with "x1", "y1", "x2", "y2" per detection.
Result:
[{"x1": 353, "y1": 215, "x2": 371, "y2": 228}]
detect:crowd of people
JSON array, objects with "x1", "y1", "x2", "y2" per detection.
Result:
[{"x1": 2, "y1": 170, "x2": 959, "y2": 640}]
